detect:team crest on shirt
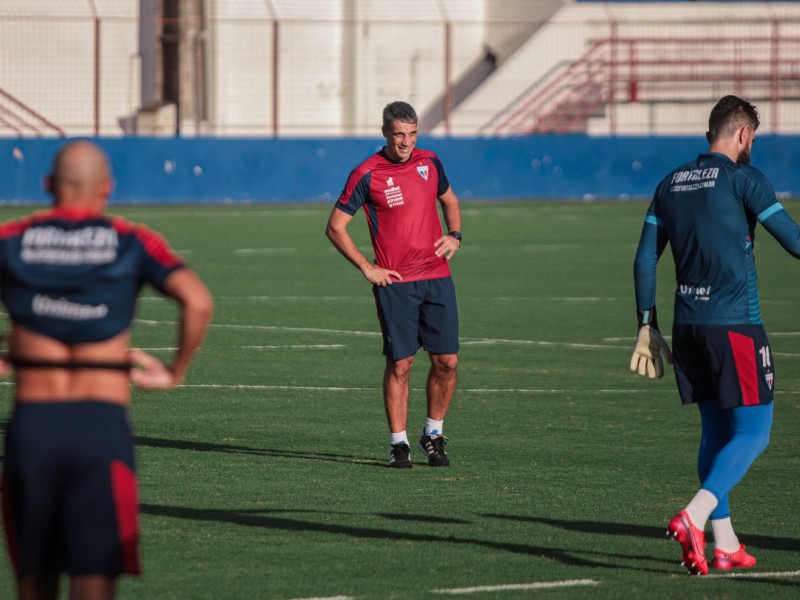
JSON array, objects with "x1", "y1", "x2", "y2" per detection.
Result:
[
  {"x1": 417, "y1": 165, "x2": 429, "y2": 181},
  {"x1": 765, "y1": 372, "x2": 774, "y2": 391}
]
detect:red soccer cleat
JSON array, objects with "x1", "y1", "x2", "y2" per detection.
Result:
[
  {"x1": 667, "y1": 510, "x2": 708, "y2": 576},
  {"x1": 711, "y1": 544, "x2": 757, "y2": 570}
]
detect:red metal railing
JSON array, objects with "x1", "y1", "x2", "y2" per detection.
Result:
[
  {"x1": 0, "y1": 87, "x2": 65, "y2": 137},
  {"x1": 489, "y1": 29, "x2": 800, "y2": 135}
]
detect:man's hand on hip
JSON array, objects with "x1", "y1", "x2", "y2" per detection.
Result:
[{"x1": 362, "y1": 263, "x2": 402, "y2": 287}]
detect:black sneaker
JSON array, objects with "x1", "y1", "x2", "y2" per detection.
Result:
[
  {"x1": 418, "y1": 432, "x2": 450, "y2": 467},
  {"x1": 388, "y1": 443, "x2": 412, "y2": 469}
]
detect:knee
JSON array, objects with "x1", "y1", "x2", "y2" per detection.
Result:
[
  {"x1": 387, "y1": 356, "x2": 415, "y2": 379},
  {"x1": 431, "y1": 353, "x2": 458, "y2": 375},
  {"x1": 735, "y1": 405, "x2": 772, "y2": 457}
]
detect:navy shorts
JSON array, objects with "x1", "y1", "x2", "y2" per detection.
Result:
[
  {"x1": 1, "y1": 401, "x2": 141, "y2": 579},
  {"x1": 672, "y1": 324, "x2": 774, "y2": 409},
  {"x1": 373, "y1": 276, "x2": 459, "y2": 360}
]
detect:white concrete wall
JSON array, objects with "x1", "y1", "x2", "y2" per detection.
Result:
[
  {"x1": 0, "y1": 0, "x2": 139, "y2": 136},
  {"x1": 204, "y1": 0, "x2": 493, "y2": 136},
  {"x1": 0, "y1": 0, "x2": 538, "y2": 136}
]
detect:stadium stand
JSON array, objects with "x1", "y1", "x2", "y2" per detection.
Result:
[
  {"x1": 441, "y1": 2, "x2": 800, "y2": 135},
  {"x1": 1, "y1": 1, "x2": 799, "y2": 137}
]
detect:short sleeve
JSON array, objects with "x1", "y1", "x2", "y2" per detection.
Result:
[
  {"x1": 430, "y1": 157, "x2": 450, "y2": 196},
  {"x1": 135, "y1": 225, "x2": 186, "y2": 292},
  {"x1": 336, "y1": 169, "x2": 372, "y2": 216}
]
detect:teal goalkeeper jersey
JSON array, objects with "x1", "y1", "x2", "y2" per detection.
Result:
[{"x1": 635, "y1": 152, "x2": 800, "y2": 326}]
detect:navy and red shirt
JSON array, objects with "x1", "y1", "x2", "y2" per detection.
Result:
[
  {"x1": 0, "y1": 207, "x2": 185, "y2": 344},
  {"x1": 635, "y1": 152, "x2": 800, "y2": 325},
  {"x1": 337, "y1": 148, "x2": 452, "y2": 283}
]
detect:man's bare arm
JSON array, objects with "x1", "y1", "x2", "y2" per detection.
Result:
[
  {"x1": 131, "y1": 268, "x2": 213, "y2": 389},
  {"x1": 325, "y1": 207, "x2": 401, "y2": 286},
  {"x1": 435, "y1": 187, "x2": 463, "y2": 260}
]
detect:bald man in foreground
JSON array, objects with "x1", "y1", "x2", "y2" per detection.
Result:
[{"x1": 0, "y1": 140, "x2": 213, "y2": 600}]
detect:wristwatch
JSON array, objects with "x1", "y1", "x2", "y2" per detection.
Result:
[{"x1": 448, "y1": 230, "x2": 462, "y2": 243}]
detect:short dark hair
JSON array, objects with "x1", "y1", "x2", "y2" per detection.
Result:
[
  {"x1": 383, "y1": 101, "x2": 417, "y2": 129},
  {"x1": 706, "y1": 95, "x2": 760, "y2": 143}
]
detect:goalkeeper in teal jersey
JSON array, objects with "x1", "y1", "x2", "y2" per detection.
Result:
[{"x1": 632, "y1": 95, "x2": 800, "y2": 575}]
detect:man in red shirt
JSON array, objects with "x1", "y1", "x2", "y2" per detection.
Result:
[{"x1": 326, "y1": 101, "x2": 463, "y2": 469}]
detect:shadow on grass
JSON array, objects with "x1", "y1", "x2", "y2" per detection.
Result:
[
  {"x1": 140, "y1": 502, "x2": 631, "y2": 571},
  {"x1": 377, "y1": 513, "x2": 471, "y2": 525},
  {"x1": 135, "y1": 435, "x2": 384, "y2": 467},
  {"x1": 480, "y1": 515, "x2": 800, "y2": 584},
  {"x1": 482, "y1": 514, "x2": 800, "y2": 553},
  {"x1": 0, "y1": 418, "x2": 6, "y2": 463}
]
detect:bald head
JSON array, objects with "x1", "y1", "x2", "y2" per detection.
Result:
[{"x1": 47, "y1": 140, "x2": 113, "y2": 211}]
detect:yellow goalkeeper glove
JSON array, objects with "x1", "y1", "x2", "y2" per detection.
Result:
[{"x1": 630, "y1": 325, "x2": 673, "y2": 379}]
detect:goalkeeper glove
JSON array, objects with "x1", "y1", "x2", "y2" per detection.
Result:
[{"x1": 630, "y1": 325, "x2": 673, "y2": 379}]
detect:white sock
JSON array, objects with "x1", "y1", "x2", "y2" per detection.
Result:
[
  {"x1": 424, "y1": 418, "x2": 444, "y2": 436},
  {"x1": 391, "y1": 431, "x2": 409, "y2": 446},
  {"x1": 711, "y1": 517, "x2": 741, "y2": 553},
  {"x1": 684, "y1": 489, "x2": 719, "y2": 530}
]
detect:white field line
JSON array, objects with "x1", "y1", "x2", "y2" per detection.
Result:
[
  {"x1": 135, "y1": 320, "x2": 381, "y2": 338},
  {"x1": 462, "y1": 338, "x2": 626, "y2": 350},
  {"x1": 554, "y1": 297, "x2": 615, "y2": 302},
  {"x1": 209, "y1": 295, "x2": 620, "y2": 303},
  {"x1": 243, "y1": 344, "x2": 345, "y2": 350},
  {"x1": 222, "y1": 296, "x2": 366, "y2": 302},
  {"x1": 120, "y1": 209, "x2": 322, "y2": 219},
  {"x1": 605, "y1": 335, "x2": 673, "y2": 342},
  {"x1": 7, "y1": 383, "x2": 800, "y2": 396},
  {"x1": 277, "y1": 572, "x2": 800, "y2": 600},
  {"x1": 494, "y1": 296, "x2": 619, "y2": 302},
  {"x1": 180, "y1": 385, "x2": 374, "y2": 392},
  {"x1": 233, "y1": 248, "x2": 296, "y2": 255},
  {"x1": 706, "y1": 569, "x2": 800, "y2": 580},
  {"x1": 432, "y1": 579, "x2": 599, "y2": 594},
  {"x1": 135, "y1": 319, "x2": 627, "y2": 349},
  {"x1": 155, "y1": 384, "x2": 800, "y2": 396},
  {"x1": 135, "y1": 347, "x2": 177, "y2": 351},
  {"x1": 284, "y1": 596, "x2": 354, "y2": 600},
  {"x1": 173, "y1": 385, "x2": 667, "y2": 394},
  {"x1": 133, "y1": 319, "x2": 800, "y2": 354}
]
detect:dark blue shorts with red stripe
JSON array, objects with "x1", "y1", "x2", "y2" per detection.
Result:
[
  {"x1": 672, "y1": 323, "x2": 774, "y2": 409},
  {"x1": 1, "y1": 400, "x2": 140, "y2": 579}
]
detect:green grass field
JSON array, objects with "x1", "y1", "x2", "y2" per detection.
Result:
[{"x1": 1, "y1": 201, "x2": 799, "y2": 599}]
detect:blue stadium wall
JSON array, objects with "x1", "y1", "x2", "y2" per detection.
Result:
[{"x1": 1, "y1": 136, "x2": 798, "y2": 204}]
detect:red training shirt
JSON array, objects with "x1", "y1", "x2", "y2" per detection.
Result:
[{"x1": 336, "y1": 148, "x2": 452, "y2": 283}]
